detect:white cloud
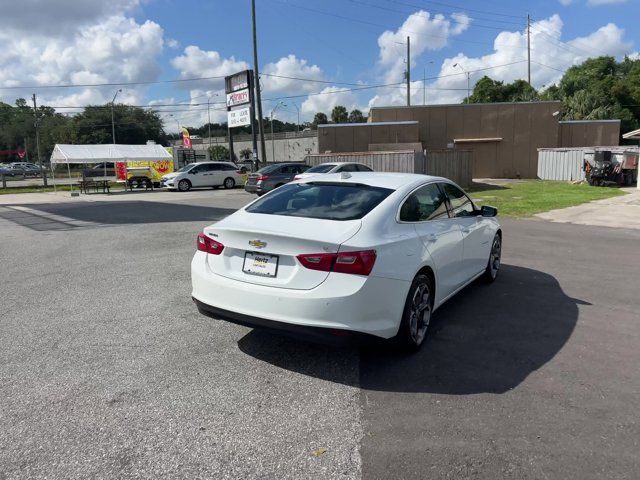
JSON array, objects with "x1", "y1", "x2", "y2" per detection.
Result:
[
  {"x1": 559, "y1": 0, "x2": 574, "y2": 5},
  {"x1": 170, "y1": 46, "x2": 249, "y2": 92},
  {"x1": 0, "y1": 13, "x2": 164, "y2": 108},
  {"x1": 369, "y1": 14, "x2": 633, "y2": 107},
  {"x1": 377, "y1": 10, "x2": 470, "y2": 84},
  {"x1": 0, "y1": 0, "x2": 142, "y2": 35},
  {"x1": 261, "y1": 55, "x2": 324, "y2": 94},
  {"x1": 301, "y1": 87, "x2": 360, "y2": 117}
]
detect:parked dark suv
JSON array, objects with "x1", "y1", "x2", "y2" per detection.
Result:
[{"x1": 244, "y1": 162, "x2": 310, "y2": 196}]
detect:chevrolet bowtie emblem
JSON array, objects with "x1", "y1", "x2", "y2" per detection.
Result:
[{"x1": 249, "y1": 240, "x2": 267, "y2": 249}]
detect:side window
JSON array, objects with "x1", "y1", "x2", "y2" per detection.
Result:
[
  {"x1": 209, "y1": 164, "x2": 222, "y2": 171},
  {"x1": 281, "y1": 165, "x2": 295, "y2": 174},
  {"x1": 341, "y1": 164, "x2": 359, "y2": 172},
  {"x1": 356, "y1": 164, "x2": 373, "y2": 172},
  {"x1": 399, "y1": 184, "x2": 450, "y2": 222},
  {"x1": 442, "y1": 183, "x2": 475, "y2": 217},
  {"x1": 190, "y1": 165, "x2": 202, "y2": 174},
  {"x1": 220, "y1": 164, "x2": 236, "y2": 171}
]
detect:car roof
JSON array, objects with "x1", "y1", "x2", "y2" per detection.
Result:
[{"x1": 296, "y1": 172, "x2": 449, "y2": 190}]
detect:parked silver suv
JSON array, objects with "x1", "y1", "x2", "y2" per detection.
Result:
[{"x1": 244, "y1": 162, "x2": 310, "y2": 196}]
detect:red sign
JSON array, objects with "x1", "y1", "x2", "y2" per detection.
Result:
[
  {"x1": 226, "y1": 89, "x2": 250, "y2": 107},
  {"x1": 115, "y1": 162, "x2": 128, "y2": 181}
]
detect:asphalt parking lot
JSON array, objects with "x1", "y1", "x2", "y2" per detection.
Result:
[{"x1": 1, "y1": 189, "x2": 639, "y2": 479}]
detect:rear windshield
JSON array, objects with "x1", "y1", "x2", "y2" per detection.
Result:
[
  {"x1": 256, "y1": 164, "x2": 282, "y2": 174},
  {"x1": 305, "y1": 164, "x2": 335, "y2": 173},
  {"x1": 245, "y1": 183, "x2": 394, "y2": 221}
]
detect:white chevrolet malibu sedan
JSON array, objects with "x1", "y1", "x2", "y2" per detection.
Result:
[{"x1": 191, "y1": 172, "x2": 501, "y2": 349}]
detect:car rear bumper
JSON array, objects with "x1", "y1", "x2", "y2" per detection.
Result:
[
  {"x1": 191, "y1": 251, "x2": 408, "y2": 339},
  {"x1": 244, "y1": 183, "x2": 265, "y2": 194}
]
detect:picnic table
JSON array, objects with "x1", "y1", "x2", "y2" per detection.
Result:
[{"x1": 78, "y1": 179, "x2": 110, "y2": 194}]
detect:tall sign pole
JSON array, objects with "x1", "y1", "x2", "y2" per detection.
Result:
[
  {"x1": 249, "y1": 70, "x2": 258, "y2": 168},
  {"x1": 225, "y1": 71, "x2": 253, "y2": 164},
  {"x1": 252, "y1": 0, "x2": 266, "y2": 165}
]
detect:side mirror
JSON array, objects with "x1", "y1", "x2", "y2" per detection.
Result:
[{"x1": 480, "y1": 205, "x2": 498, "y2": 217}]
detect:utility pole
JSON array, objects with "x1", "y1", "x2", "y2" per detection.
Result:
[
  {"x1": 423, "y1": 67, "x2": 426, "y2": 106},
  {"x1": 111, "y1": 89, "x2": 122, "y2": 144},
  {"x1": 252, "y1": 0, "x2": 266, "y2": 166},
  {"x1": 270, "y1": 101, "x2": 285, "y2": 163},
  {"x1": 32, "y1": 94, "x2": 47, "y2": 187},
  {"x1": 453, "y1": 63, "x2": 470, "y2": 103},
  {"x1": 207, "y1": 98, "x2": 212, "y2": 149},
  {"x1": 406, "y1": 36, "x2": 411, "y2": 106},
  {"x1": 527, "y1": 14, "x2": 531, "y2": 86}
]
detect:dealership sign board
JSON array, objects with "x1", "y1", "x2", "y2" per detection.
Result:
[
  {"x1": 226, "y1": 88, "x2": 250, "y2": 108},
  {"x1": 226, "y1": 71, "x2": 250, "y2": 93},
  {"x1": 228, "y1": 107, "x2": 251, "y2": 128}
]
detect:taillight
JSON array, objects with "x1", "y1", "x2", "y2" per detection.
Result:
[
  {"x1": 256, "y1": 175, "x2": 269, "y2": 182},
  {"x1": 197, "y1": 233, "x2": 224, "y2": 255},
  {"x1": 236, "y1": 170, "x2": 243, "y2": 174},
  {"x1": 297, "y1": 250, "x2": 376, "y2": 276}
]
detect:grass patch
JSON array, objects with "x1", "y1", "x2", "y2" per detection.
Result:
[{"x1": 468, "y1": 180, "x2": 627, "y2": 217}]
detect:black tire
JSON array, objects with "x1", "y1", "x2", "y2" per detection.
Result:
[
  {"x1": 178, "y1": 179, "x2": 191, "y2": 192},
  {"x1": 223, "y1": 177, "x2": 235, "y2": 189},
  {"x1": 396, "y1": 273, "x2": 434, "y2": 351},
  {"x1": 482, "y1": 233, "x2": 502, "y2": 283}
]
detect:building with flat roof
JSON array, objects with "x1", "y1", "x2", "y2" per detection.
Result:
[{"x1": 318, "y1": 101, "x2": 620, "y2": 178}]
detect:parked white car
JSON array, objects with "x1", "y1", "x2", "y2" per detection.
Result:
[
  {"x1": 191, "y1": 172, "x2": 501, "y2": 349},
  {"x1": 162, "y1": 161, "x2": 244, "y2": 191},
  {"x1": 293, "y1": 162, "x2": 373, "y2": 180}
]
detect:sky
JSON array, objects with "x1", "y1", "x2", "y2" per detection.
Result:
[{"x1": 0, "y1": 0, "x2": 638, "y2": 132}]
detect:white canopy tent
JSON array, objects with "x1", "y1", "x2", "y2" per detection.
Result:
[
  {"x1": 50, "y1": 143, "x2": 173, "y2": 194},
  {"x1": 50, "y1": 143, "x2": 172, "y2": 165}
]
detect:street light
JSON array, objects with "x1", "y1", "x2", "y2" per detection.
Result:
[
  {"x1": 292, "y1": 102, "x2": 300, "y2": 133},
  {"x1": 453, "y1": 63, "x2": 470, "y2": 104},
  {"x1": 207, "y1": 92, "x2": 221, "y2": 148},
  {"x1": 423, "y1": 61, "x2": 434, "y2": 105},
  {"x1": 111, "y1": 89, "x2": 122, "y2": 144},
  {"x1": 270, "y1": 101, "x2": 286, "y2": 162}
]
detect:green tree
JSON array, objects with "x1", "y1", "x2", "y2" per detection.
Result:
[
  {"x1": 331, "y1": 105, "x2": 349, "y2": 123},
  {"x1": 239, "y1": 148, "x2": 252, "y2": 159},
  {"x1": 208, "y1": 145, "x2": 230, "y2": 160},
  {"x1": 311, "y1": 112, "x2": 328, "y2": 128},
  {"x1": 73, "y1": 104, "x2": 166, "y2": 145},
  {"x1": 348, "y1": 109, "x2": 366, "y2": 123},
  {"x1": 467, "y1": 76, "x2": 537, "y2": 103}
]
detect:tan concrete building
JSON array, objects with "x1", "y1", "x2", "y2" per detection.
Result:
[{"x1": 317, "y1": 102, "x2": 621, "y2": 178}]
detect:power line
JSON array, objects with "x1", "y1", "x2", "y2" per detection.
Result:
[
  {"x1": 270, "y1": 0, "x2": 530, "y2": 52},
  {"x1": 0, "y1": 74, "x2": 230, "y2": 91},
  {"x1": 415, "y1": 0, "x2": 525, "y2": 19},
  {"x1": 351, "y1": 0, "x2": 524, "y2": 32},
  {"x1": 382, "y1": 0, "x2": 526, "y2": 27},
  {"x1": 531, "y1": 60, "x2": 566, "y2": 74},
  {"x1": 5, "y1": 60, "x2": 530, "y2": 113}
]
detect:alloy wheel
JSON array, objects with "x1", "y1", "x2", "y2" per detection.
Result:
[
  {"x1": 409, "y1": 282, "x2": 432, "y2": 345},
  {"x1": 490, "y1": 236, "x2": 501, "y2": 278}
]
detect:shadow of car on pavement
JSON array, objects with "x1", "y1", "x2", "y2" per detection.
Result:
[{"x1": 237, "y1": 264, "x2": 585, "y2": 395}]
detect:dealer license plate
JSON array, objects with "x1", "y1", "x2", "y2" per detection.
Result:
[{"x1": 243, "y1": 252, "x2": 279, "y2": 277}]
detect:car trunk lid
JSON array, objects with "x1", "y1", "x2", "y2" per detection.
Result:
[{"x1": 203, "y1": 213, "x2": 361, "y2": 290}]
